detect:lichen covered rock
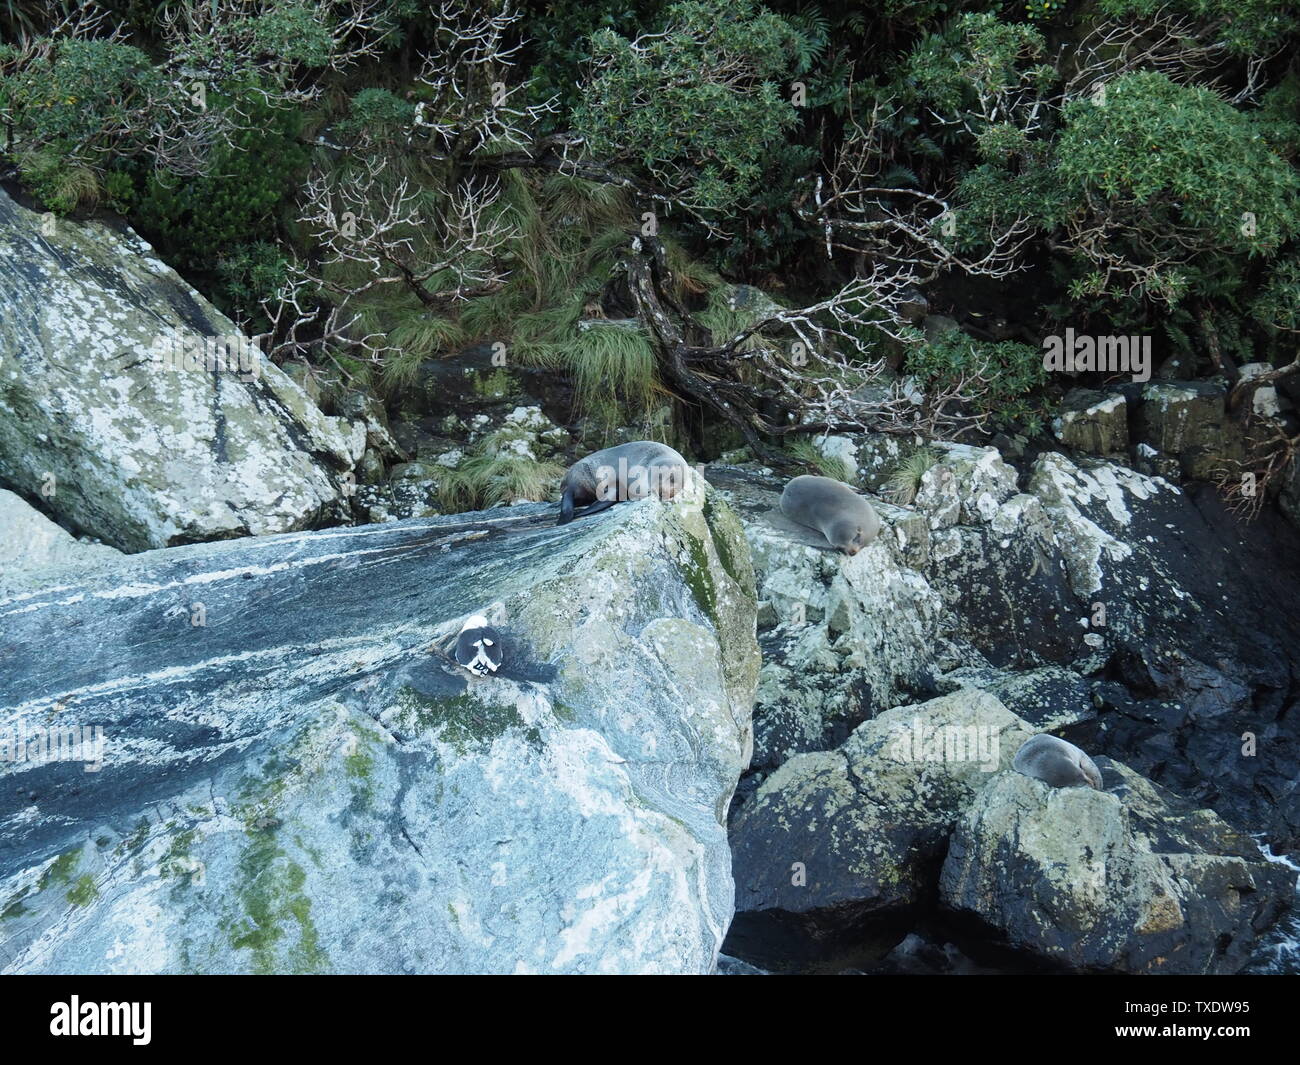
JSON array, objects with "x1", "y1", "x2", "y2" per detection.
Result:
[
  {"x1": 0, "y1": 188, "x2": 362, "y2": 552},
  {"x1": 0, "y1": 482, "x2": 758, "y2": 974},
  {"x1": 730, "y1": 690, "x2": 1031, "y2": 925},
  {"x1": 940, "y1": 762, "x2": 1296, "y2": 973}
]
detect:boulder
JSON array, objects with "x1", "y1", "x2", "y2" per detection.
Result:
[
  {"x1": 0, "y1": 489, "x2": 120, "y2": 585},
  {"x1": 935, "y1": 665, "x2": 1095, "y2": 732},
  {"x1": 1052, "y1": 389, "x2": 1129, "y2": 458},
  {"x1": 730, "y1": 690, "x2": 1031, "y2": 932},
  {"x1": 1134, "y1": 380, "x2": 1275, "y2": 482},
  {"x1": 0, "y1": 482, "x2": 759, "y2": 974},
  {"x1": 0, "y1": 189, "x2": 363, "y2": 552},
  {"x1": 940, "y1": 762, "x2": 1296, "y2": 973}
]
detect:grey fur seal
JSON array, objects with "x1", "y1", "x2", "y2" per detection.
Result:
[
  {"x1": 558, "y1": 440, "x2": 692, "y2": 524},
  {"x1": 779, "y1": 475, "x2": 880, "y2": 555},
  {"x1": 1013, "y1": 734, "x2": 1103, "y2": 790},
  {"x1": 454, "y1": 614, "x2": 503, "y2": 677}
]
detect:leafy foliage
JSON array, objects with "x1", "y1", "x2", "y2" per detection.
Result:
[
  {"x1": 131, "y1": 90, "x2": 309, "y2": 274},
  {"x1": 572, "y1": 0, "x2": 813, "y2": 221},
  {"x1": 0, "y1": 38, "x2": 162, "y2": 212},
  {"x1": 1096, "y1": 0, "x2": 1299, "y2": 55},
  {"x1": 1055, "y1": 73, "x2": 1299, "y2": 271},
  {"x1": 906, "y1": 334, "x2": 1047, "y2": 432}
]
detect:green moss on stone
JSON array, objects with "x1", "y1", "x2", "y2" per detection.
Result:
[
  {"x1": 39, "y1": 848, "x2": 80, "y2": 891},
  {"x1": 394, "y1": 687, "x2": 526, "y2": 754},
  {"x1": 2, "y1": 896, "x2": 30, "y2": 920},
  {"x1": 703, "y1": 494, "x2": 745, "y2": 587},
  {"x1": 66, "y1": 873, "x2": 98, "y2": 907},
  {"x1": 681, "y1": 531, "x2": 718, "y2": 623},
  {"x1": 225, "y1": 827, "x2": 326, "y2": 975}
]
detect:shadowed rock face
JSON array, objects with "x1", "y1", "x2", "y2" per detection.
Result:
[
  {"x1": 0, "y1": 488, "x2": 759, "y2": 974},
  {"x1": 0, "y1": 188, "x2": 364, "y2": 552},
  {"x1": 729, "y1": 690, "x2": 1031, "y2": 930}
]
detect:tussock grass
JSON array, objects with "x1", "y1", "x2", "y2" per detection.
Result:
[
  {"x1": 884, "y1": 445, "x2": 940, "y2": 505},
  {"x1": 437, "y1": 431, "x2": 564, "y2": 512},
  {"x1": 787, "y1": 438, "x2": 854, "y2": 484}
]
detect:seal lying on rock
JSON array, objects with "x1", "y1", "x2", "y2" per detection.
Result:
[
  {"x1": 779, "y1": 475, "x2": 880, "y2": 556},
  {"x1": 1013, "y1": 734, "x2": 1103, "y2": 790},
  {"x1": 558, "y1": 441, "x2": 692, "y2": 524}
]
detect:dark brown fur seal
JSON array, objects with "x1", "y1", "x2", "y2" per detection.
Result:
[
  {"x1": 779, "y1": 475, "x2": 880, "y2": 555},
  {"x1": 559, "y1": 441, "x2": 692, "y2": 524},
  {"x1": 1013, "y1": 734, "x2": 1103, "y2": 790}
]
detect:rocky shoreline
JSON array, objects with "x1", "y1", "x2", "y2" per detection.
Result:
[{"x1": 3, "y1": 193, "x2": 1297, "y2": 975}]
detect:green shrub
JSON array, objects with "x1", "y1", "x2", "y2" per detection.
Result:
[
  {"x1": 132, "y1": 89, "x2": 309, "y2": 272},
  {"x1": 905, "y1": 333, "x2": 1046, "y2": 431},
  {"x1": 1096, "y1": 0, "x2": 1299, "y2": 56},
  {"x1": 1053, "y1": 73, "x2": 1300, "y2": 302},
  {"x1": 0, "y1": 37, "x2": 162, "y2": 211},
  {"x1": 218, "y1": 242, "x2": 294, "y2": 328},
  {"x1": 572, "y1": 0, "x2": 814, "y2": 220},
  {"x1": 340, "y1": 88, "x2": 416, "y2": 146}
]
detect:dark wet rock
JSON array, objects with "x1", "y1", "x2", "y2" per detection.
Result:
[
  {"x1": 940, "y1": 760, "x2": 1296, "y2": 974},
  {"x1": 730, "y1": 690, "x2": 1030, "y2": 932},
  {"x1": 1052, "y1": 388, "x2": 1128, "y2": 458}
]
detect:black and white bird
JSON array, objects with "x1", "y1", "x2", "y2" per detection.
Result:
[{"x1": 453, "y1": 614, "x2": 504, "y2": 677}]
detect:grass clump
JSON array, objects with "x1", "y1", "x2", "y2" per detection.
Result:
[
  {"x1": 787, "y1": 438, "x2": 854, "y2": 484},
  {"x1": 437, "y1": 430, "x2": 563, "y2": 512},
  {"x1": 884, "y1": 446, "x2": 940, "y2": 505}
]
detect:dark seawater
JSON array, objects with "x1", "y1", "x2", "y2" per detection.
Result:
[{"x1": 1245, "y1": 843, "x2": 1300, "y2": 974}]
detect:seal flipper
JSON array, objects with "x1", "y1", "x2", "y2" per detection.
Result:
[
  {"x1": 558, "y1": 485, "x2": 576, "y2": 525},
  {"x1": 578, "y1": 499, "x2": 617, "y2": 519}
]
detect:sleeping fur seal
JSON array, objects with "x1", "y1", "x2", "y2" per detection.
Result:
[
  {"x1": 1013, "y1": 734, "x2": 1103, "y2": 790},
  {"x1": 558, "y1": 440, "x2": 692, "y2": 524},
  {"x1": 779, "y1": 475, "x2": 880, "y2": 555}
]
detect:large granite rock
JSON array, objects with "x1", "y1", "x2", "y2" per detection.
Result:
[
  {"x1": 730, "y1": 690, "x2": 1031, "y2": 934},
  {"x1": 0, "y1": 484, "x2": 759, "y2": 973},
  {"x1": 941, "y1": 761, "x2": 1296, "y2": 974},
  {"x1": 0, "y1": 488, "x2": 120, "y2": 582},
  {"x1": 0, "y1": 188, "x2": 364, "y2": 552}
]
